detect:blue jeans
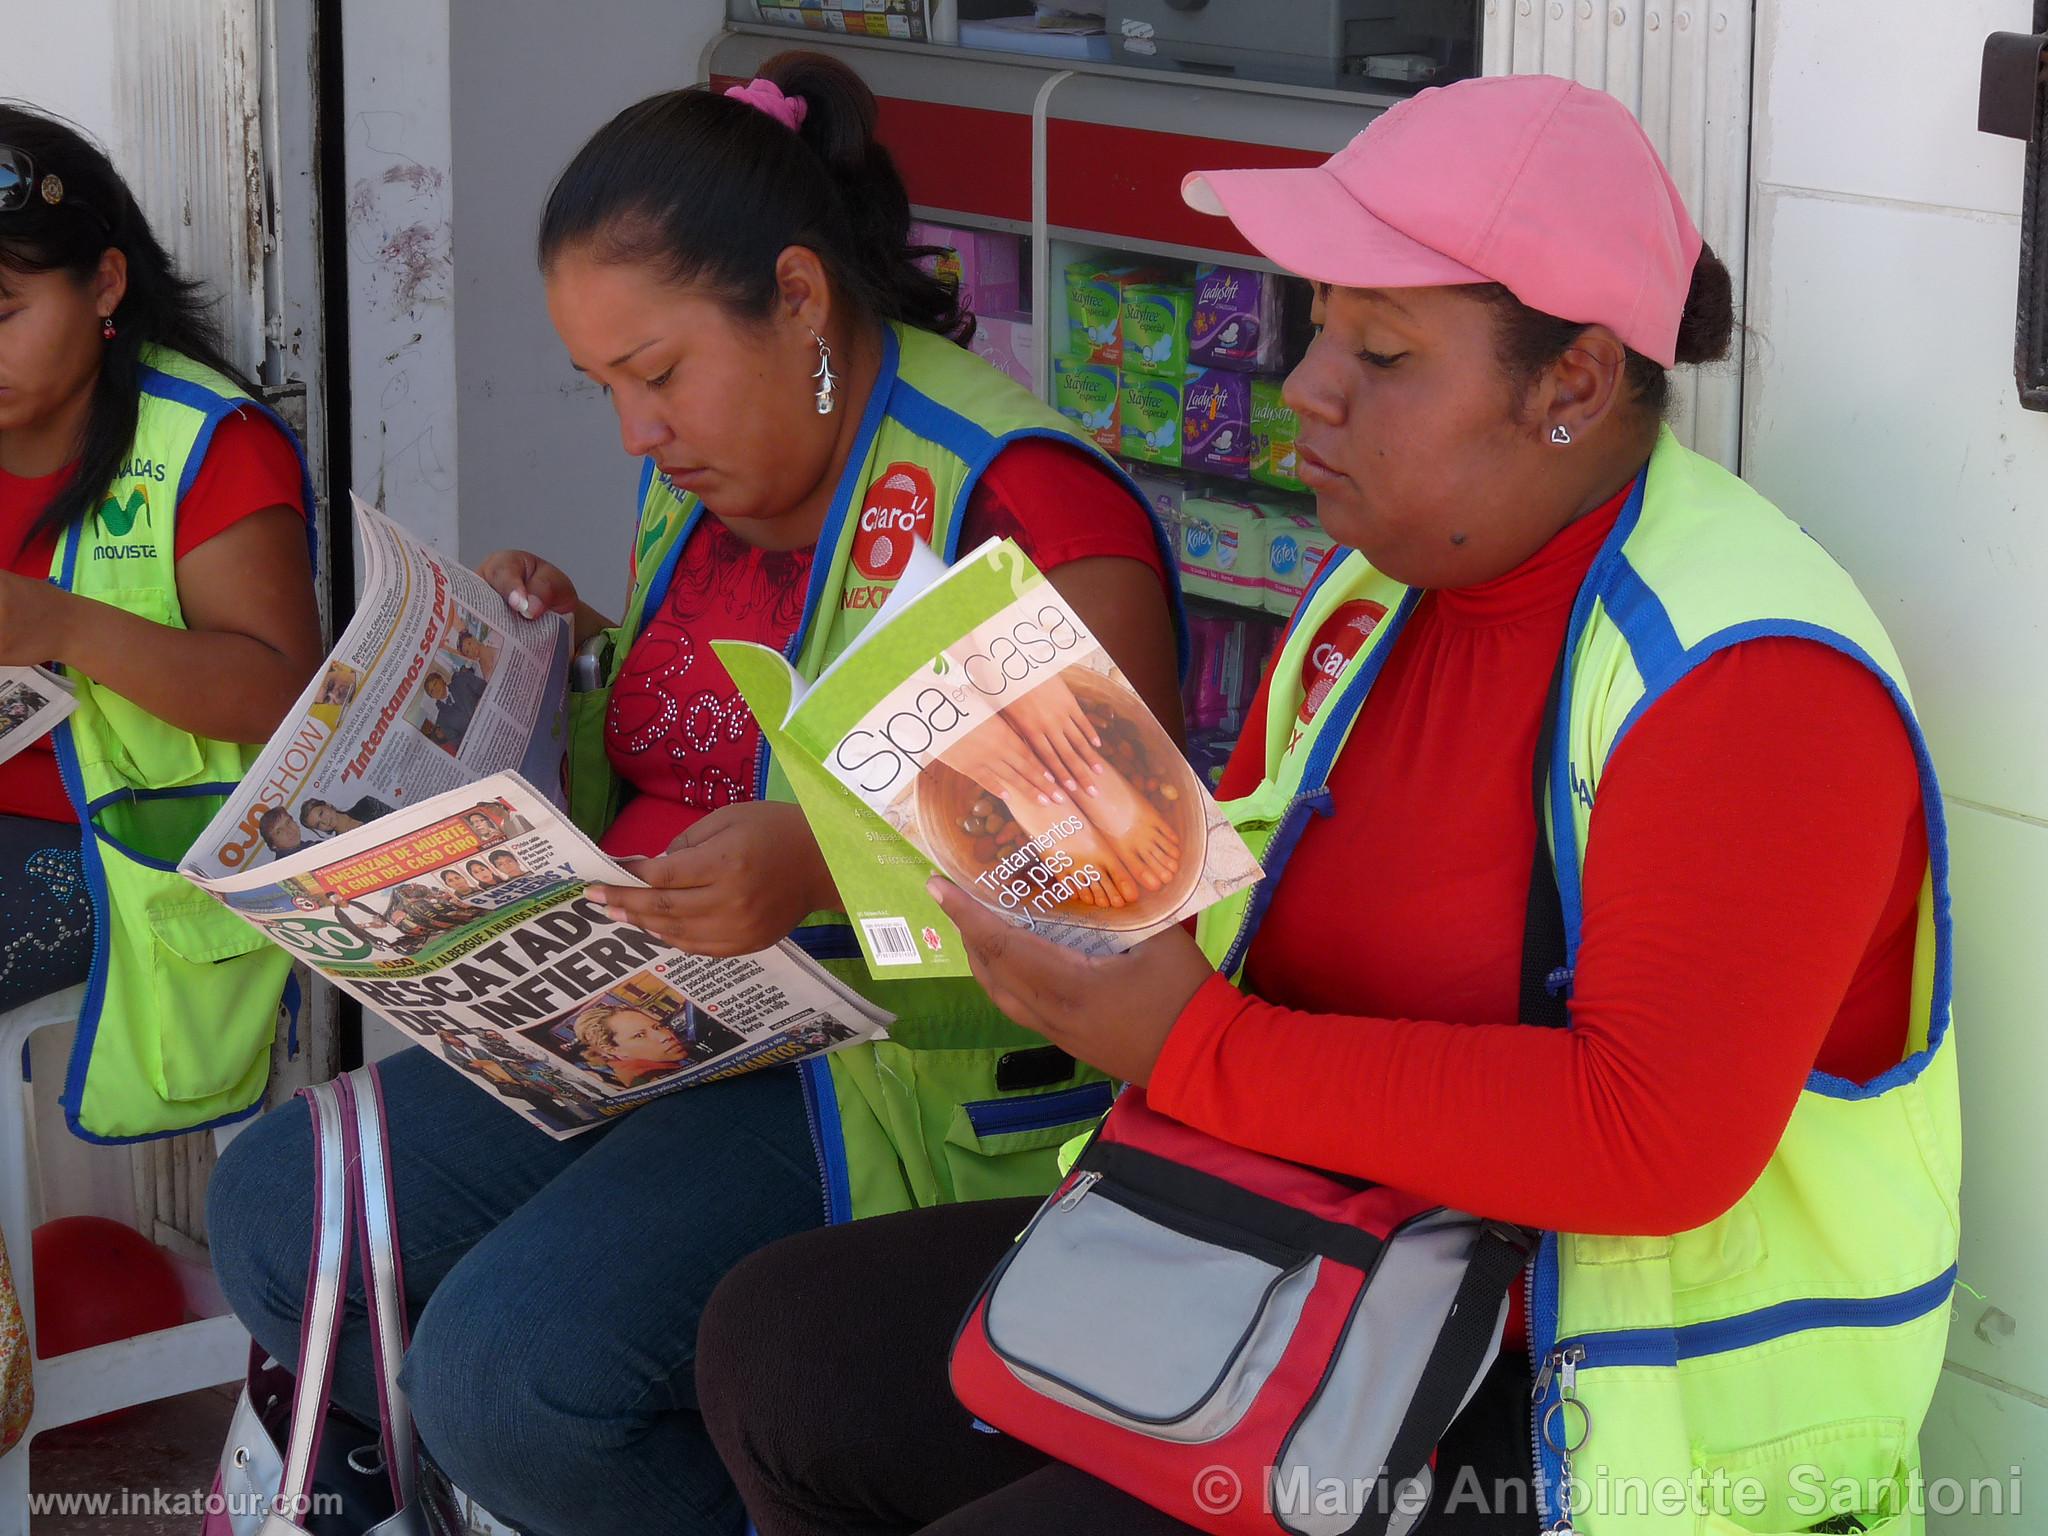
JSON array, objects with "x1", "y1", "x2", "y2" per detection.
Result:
[{"x1": 207, "y1": 1046, "x2": 825, "y2": 1536}]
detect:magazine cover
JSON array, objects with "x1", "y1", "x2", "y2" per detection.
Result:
[
  {"x1": 716, "y1": 537, "x2": 1261, "y2": 980},
  {"x1": 186, "y1": 771, "x2": 890, "y2": 1139}
]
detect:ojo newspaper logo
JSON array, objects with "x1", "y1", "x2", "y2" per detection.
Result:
[
  {"x1": 1299, "y1": 599, "x2": 1389, "y2": 724},
  {"x1": 852, "y1": 462, "x2": 936, "y2": 582}
]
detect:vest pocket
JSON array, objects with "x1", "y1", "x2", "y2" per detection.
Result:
[
  {"x1": 1694, "y1": 1417, "x2": 1909, "y2": 1535},
  {"x1": 143, "y1": 891, "x2": 283, "y2": 1103},
  {"x1": 942, "y1": 1081, "x2": 1117, "y2": 1205}
]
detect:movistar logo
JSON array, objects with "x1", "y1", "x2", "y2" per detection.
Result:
[{"x1": 96, "y1": 485, "x2": 152, "y2": 537}]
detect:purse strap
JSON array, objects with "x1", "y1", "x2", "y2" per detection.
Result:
[{"x1": 275, "y1": 1066, "x2": 416, "y2": 1520}]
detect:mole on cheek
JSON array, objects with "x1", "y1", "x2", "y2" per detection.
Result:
[{"x1": 1449, "y1": 532, "x2": 1469, "y2": 546}]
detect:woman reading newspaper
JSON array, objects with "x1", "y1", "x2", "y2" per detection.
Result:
[
  {"x1": 0, "y1": 107, "x2": 321, "y2": 1140},
  {"x1": 209, "y1": 51, "x2": 1183, "y2": 1536},
  {"x1": 695, "y1": 79, "x2": 1957, "y2": 1536}
]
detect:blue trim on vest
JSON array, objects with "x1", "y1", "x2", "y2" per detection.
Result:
[
  {"x1": 963, "y1": 1080, "x2": 1117, "y2": 1139},
  {"x1": 1556, "y1": 1263, "x2": 1958, "y2": 1371},
  {"x1": 799, "y1": 1055, "x2": 855, "y2": 1225},
  {"x1": 1600, "y1": 555, "x2": 1685, "y2": 685},
  {"x1": 1600, "y1": 617, "x2": 1955, "y2": 1099},
  {"x1": 636, "y1": 505, "x2": 702, "y2": 638},
  {"x1": 138, "y1": 364, "x2": 320, "y2": 570},
  {"x1": 1547, "y1": 471, "x2": 1652, "y2": 962},
  {"x1": 1218, "y1": 587, "x2": 1424, "y2": 978},
  {"x1": 83, "y1": 779, "x2": 244, "y2": 816},
  {"x1": 49, "y1": 519, "x2": 117, "y2": 1142}
]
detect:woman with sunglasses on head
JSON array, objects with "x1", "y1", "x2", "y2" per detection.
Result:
[
  {"x1": 209, "y1": 50, "x2": 1183, "y2": 1536},
  {"x1": 0, "y1": 106, "x2": 320, "y2": 1143},
  {"x1": 696, "y1": 76, "x2": 1958, "y2": 1536}
]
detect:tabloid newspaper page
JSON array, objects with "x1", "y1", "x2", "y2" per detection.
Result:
[
  {"x1": 0, "y1": 666, "x2": 74, "y2": 768},
  {"x1": 183, "y1": 496, "x2": 574, "y2": 881},
  {"x1": 187, "y1": 771, "x2": 890, "y2": 1138}
]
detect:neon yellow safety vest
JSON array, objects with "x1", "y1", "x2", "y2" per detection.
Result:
[
  {"x1": 1195, "y1": 428, "x2": 1958, "y2": 1536},
  {"x1": 566, "y1": 322, "x2": 1186, "y2": 1222},
  {"x1": 49, "y1": 346, "x2": 313, "y2": 1143}
]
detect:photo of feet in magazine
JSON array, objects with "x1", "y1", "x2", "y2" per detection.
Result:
[
  {"x1": 176, "y1": 500, "x2": 889, "y2": 1138},
  {"x1": 715, "y1": 537, "x2": 1263, "y2": 980}
]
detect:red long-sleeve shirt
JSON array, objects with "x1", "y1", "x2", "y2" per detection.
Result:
[{"x1": 1150, "y1": 485, "x2": 1927, "y2": 1247}]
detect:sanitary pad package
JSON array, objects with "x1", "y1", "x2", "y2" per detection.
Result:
[
  {"x1": 1178, "y1": 497, "x2": 1270, "y2": 607},
  {"x1": 1119, "y1": 372, "x2": 1185, "y2": 467},
  {"x1": 1250, "y1": 378, "x2": 1306, "y2": 492},
  {"x1": 1121, "y1": 282, "x2": 1193, "y2": 379},
  {"x1": 1054, "y1": 357, "x2": 1121, "y2": 454},
  {"x1": 1190, "y1": 263, "x2": 1283, "y2": 372},
  {"x1": 1183, "y1": 369, "x2": 1252, "y2": 479}
]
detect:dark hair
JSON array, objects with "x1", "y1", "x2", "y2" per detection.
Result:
[
  {"x1": 302, "y1": 798, "x2": 332, "y2": 816},
  {"x1": 537, "y1": 52, "x2": 967, "y2": 343},
  {"x1": 257, "y1": 806, "x2": 297, "y2": 846},
  {"x1": 0, "y1": 103, "x2": 258, "y2": 552},
  {"x1": 1472, "y1": 243, "x2": 1735, "y2": 424}
]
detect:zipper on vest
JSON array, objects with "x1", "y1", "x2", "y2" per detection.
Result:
[
  {"x1": 796, "y1": 1060, "x2": 837, "y2": 1227},
  {"x1": 1531, "y1": 1343, "x2": 1589, "y2": 1534}
]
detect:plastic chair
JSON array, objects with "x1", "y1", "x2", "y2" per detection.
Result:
[{"x1": 0, "y1": 984, "x2": 249, "y2": 1536}]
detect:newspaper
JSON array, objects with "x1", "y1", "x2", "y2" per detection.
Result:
[
  {"x1": 183, "y1": 496, "x2": 574, "y2": 880},
  {"x1": 0, "y1": 666, "x2": 74, "y2": 767},
  {"x1": 180, "y1": 503, "x2": 890, "y2": 1137}
]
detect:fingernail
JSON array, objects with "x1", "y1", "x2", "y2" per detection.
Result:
[
  {"x1": 925, "y1": 876, "x2": 949, "y2": 903},
  {"x1": 1063, "y1": 778, "x2": 1079, "y2": 791},
  {"x1": 1086, "y1": 785, "x2": 1100, "y2": 798}
]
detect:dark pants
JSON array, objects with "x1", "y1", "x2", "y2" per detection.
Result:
[
  {"x1": 207, "y1": 1045, "x2": 825, "y2": 1536},
  {"x1": 697, "y1": 1199, "x2": 1541, "y2": 1536},
  {"x1": 0, "y1": 815, "x2": 93, "y2": 1011}
]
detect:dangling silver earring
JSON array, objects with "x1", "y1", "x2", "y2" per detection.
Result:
[
  {"x1": 1549, "y1": 424, "x2": 1573, "y2": 446},
  {"x1": 810, "y1": 328, "x2": 838, "y2": 416}
]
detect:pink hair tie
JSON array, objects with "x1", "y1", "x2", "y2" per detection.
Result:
[{"x1": 724, "y1": 77, "x2": 809, "y2": 134}]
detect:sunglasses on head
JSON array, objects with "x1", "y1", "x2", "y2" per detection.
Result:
[{"x1": 0, "y1": 144, "x2": 50, "y2": 213}]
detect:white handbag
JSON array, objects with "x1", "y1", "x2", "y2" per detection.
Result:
[{"x1": 209, "y1": 1067, "x2": 435, "y2": 1536}]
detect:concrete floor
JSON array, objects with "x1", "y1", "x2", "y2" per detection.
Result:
[{"x1": 26, "y1": 1386, "x2": 237, "y2": 1536}]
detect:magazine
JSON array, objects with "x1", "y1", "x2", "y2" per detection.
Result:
[
  {"x1": 179, "y1": 503, "x2": 891, "y2": 1138},
  {"x1": 0, "y1": 666, "x2": 74, "y2": 767},
  {"x1": 715, "y1": 538, "x2": 1262, "y2": 980}
]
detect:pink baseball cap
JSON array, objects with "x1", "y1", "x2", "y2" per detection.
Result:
[{"x1": 1182, "y1": 75, "x2": 1703, "y2": 368}]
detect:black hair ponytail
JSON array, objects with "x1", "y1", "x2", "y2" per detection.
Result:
[
  {"x1": 0, "y1": 102, "x2": 258, "y2": 553},
  {"x1": 538, "y1": 51, "x2": 969, "y2": 343}
]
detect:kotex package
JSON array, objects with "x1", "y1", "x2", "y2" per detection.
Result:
[
  {"x1": 1262, "y1": 508, "x2": 1336, "y2": 616},
  {"x1": 1177, "y1": 497, "x2": 1270, "y2": 607}
]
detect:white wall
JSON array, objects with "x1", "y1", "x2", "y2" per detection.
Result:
[
  {"x1": 345, "y1": 0, "x2": 729, "y2": 613},
  {"x1": 0, "y1": 0, "x2": 120, "y2": 143},
  {"x1": 1745, "y1": 2, "x2": 2048, "y2": 1521}
]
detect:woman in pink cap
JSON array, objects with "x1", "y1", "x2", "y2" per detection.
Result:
[{"x1": 697, "y1": 74, "x2": 1956, "y2": 1536}]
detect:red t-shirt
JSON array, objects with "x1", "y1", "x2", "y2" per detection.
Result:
[
  {"x1": 1149, "y1": 485, "x2": 1926, "y2": 1342},
  {"x1": 0, "y1": 410, "x2": 307, "y2": 823},
  {"x1": 600, "y1": 438, "x2": 1170, "y2": 858}
]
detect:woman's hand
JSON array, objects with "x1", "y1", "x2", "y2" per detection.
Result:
[
  {"x1": 1000, "y1": 677, "x2": 1108, "y2": 794},
  {"x1": 477, "y1": 549, "x2": 617, "y2": 648},
  {"x1": 0, "y1": 570, "x2": 68, "y2": 666},
  {"x1": 929, "y1": 876, "x2": 1214, "y2": 1086},
  {"x1": 478, "y1": 549, "x2": 580, "y2": 621},
  {"x1": 589, "y1": 801, "x2": 841, "y2": 957}
]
